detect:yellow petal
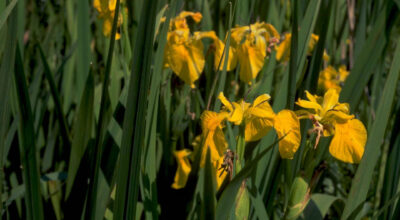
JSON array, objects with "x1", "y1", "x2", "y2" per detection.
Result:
[
  {"x1": 200, "y1": 128, "x2": 228, "y2": 166},
  {"x1": 244, "y1": 116, "x2": 274, "y2": 142},
  {"x1": 305, "y1": 90, "x2": 319, "y2": 103},
  {"x1": 338, "y1": 65, "x2": 349, "y2": 82},
  {"x1": 324, "y1": 110, "x2": 354, "y2": 124},
  {"x1": 273, "y1": 110, "x2": 301, "y2": 159},
  {"x1": 218, "y1": 92, "x2": 233, "y2": 112},
  {"x1": 246, "y1": 95, "x2": 274, "y2": 119},
  {"x1": 237, "y1": 40, "x2": 265, "y2": 84},
  {"x1": 295, "y1": 110, "x2": 312, "y2": 119},
  {"x1": 252, "y1": 94, "x2": 271, "y2": 106},
  {"x1": 177, "y1": 11, "x2": 202, "y2": 23},
  {"x1": 307, "y1": 34, "x2": 319, "y2": 54},
  {"x1": 108, "y1": 0, "x2": 117, "y2": 11},
  {"x1": 214, "y1": 38, "x2": 238, "y2": 71},
  {"x1": 321, "y1": 88, "x2": 339, "y2": 113},
  {"x1": 275, "y1": 33, "x2": 291, "y2": 61},
  {"x1": 329, "y1": 119, "x2": 367, "y2": 163},
  {"x1": 323, "y1": 51, "x2": 330, "y2": 61},
  {"x1": 165, "y1": 31, "x2": 205, "y2": 87},
  {"x1": 295, "y1": 98, "x2": 321, "y2": 112},
  {"x1": 172, "y1": 149, "x2": 192, "y2": 189},
  {"x1": 229, "y1": 102, "x2": 244, "y2": 125},
  {"x1": 214, "y1": 157, "x2": 228, "y2": 189},
  {"x1": 200, "y1": 111, "x2": 227, "y2": 132}
]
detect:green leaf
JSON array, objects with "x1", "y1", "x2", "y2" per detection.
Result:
[
  {"x1": 285, "y1": 176, "x2": 310, "y2": 220},
  {"x1": 341, "y1": 37, "x2": 400, "y2": 220},
  {"x1": 85, "y1": 0, "x2": 120, "y2": 219},
  {"x1": 304, "y1": 194, "x2": 341, "y2": 219},
  {"x1": 65, "y1": 70, "x2": 94, "y2": 198},
  {"x1": 0, "y1": 0, "x2": 17, "y2": 214},
  {"x1": 14, "y1": 44, "x2": 44, "y2": 220},
  {"x1": 38, "y1": 45, "x2": 71, "y2": 146},
  {"x1": 215, "y1": 136, "x2": 282, "y2": 219},
  {"x1": 201, "y1": 148, "x2": 216, "y2": 219},
  {"x1": 113, "y1": 0, "x2": 160, "y2": 218},
  {"x1": 0, "y1": 0, "x2": 17, "y2": 30}
]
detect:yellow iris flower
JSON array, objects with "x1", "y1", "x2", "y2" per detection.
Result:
[
  {"x1": 172, "y1": 110, "x2": 231, "y2": 189},
  {"x1": 218, "y1": 92, "x2": 301, "y2": 159},
  {"x1": 275, "y1": 33, "x2": 330, "y2": 62},
  {"x1": 164, "y1": 12, "x2": 230, "y2": 88},
  {"x1": 296, "y1": 89, "x2": 367, "y2": 163},
  {"x1": 93, "y1": 0, "x2": 124, "y2": 40},
  {"x1": 318, "y1": 65, "x2": 350, "y2": 92},
  {"x1": 230, "y1": 22, "x2": 280, "y2": 84}
]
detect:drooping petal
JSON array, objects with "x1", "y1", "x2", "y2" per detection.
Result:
[
  {"x1": 244, "y1": 116, "x2": 274, "y2": 142},
  {"x1": 237, "y1": 40, "x2": 266, "y2": 84},
  {"x1": 329, "y1": 119, "x2": 367, "y2": 163},
  {"x1": 214, "y1": 157, "x2": 228, "y2": 189},
  {"x1": 165, "y1": 31, "x2": 205, "y2": 88},
  {"x1": 199, "y1": 111, "x2": 228, "y2": 166},
  {"x1": 273, "y1": 110, "x2": 301, "y2": 159},
  {"x1": 214, "y1": 38, "x2": 238, "y2": 71},
  {"x1": 323, "y1": 110, "x2": 354, "y2": 124},
  {"x1": 201, "y1": 111, "x2": 227, "y2": 132},
  {"x1": 200, "y1": 128, "x2": 228, "y2": 166},
  {"x1": 172, "y1": 149, "x2": 192, "y2": 189},
  {"x1": 275, "y1": 33, "x2": 291, "y2": 61}
]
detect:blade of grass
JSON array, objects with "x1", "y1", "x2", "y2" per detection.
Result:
[
  {"x1": 113, "y1": 0, "x2": 158, "y2": 218},
  {"x1": 341, "y1": 37, "x2": 400, "y2": 220},
  {"x1": 287, "y1": 0, "x2": 298, "y2": 110},
  {"x1": 65, "y1": 69, "x2": 94, "y2": 198},
  {"x1": 76, "y1": 0, "x2": 91, "y2": 101},
  {"x1": 0, "y1": 0, "x2": 18, "y2": 214},
  {"x1": 0, "y1": 0, "x2": 17, "y2": 30},
  {"x1": 38, "y1": 45, "x2": 71, "y2": 146},
  {"x1": 340, "y1": 5, "x2": 390, "y2": 106},
  {"x1": 141, "y1": 1, "x2": 178, "y2": 218},
  {"x1": 14, "y1": 44, "x2": 44, "y2": 220},
  {"x1": 201, "y1": 148, "x2": 216, "y2": 219},
  {"x1": 85, "y1": 0, "x2": 120, "y2": 219}
]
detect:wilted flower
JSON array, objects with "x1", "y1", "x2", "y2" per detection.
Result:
[
  {"x1": 275, "y1": 33, "x2": 330, "y2": 62},
  {"x1": 296, "y1": 89, "x2": 367, "y2": 163},
  {"x1": 93, "y1": 0, "x2": 124, "y2": 39},
  {"x1": 318, "y1": 65, "x2": 350, "y2": 92}
]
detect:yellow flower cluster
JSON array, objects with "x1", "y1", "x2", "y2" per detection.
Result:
[
  {"x1": 163, "y1": 12, "x2": 280, "y2": 87},
  {"x1": 172, "y1": 92, "x2": 301, "y2": 189},
  {"x1": 93, "y1": 0, "x2": 124, "y2": 40},
  {"x1": 296, "y1": 89, "x2": 367, "y2": 163},
  {"x1": 318, "y1": 65, "x2": 349, "y2": 92}
]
